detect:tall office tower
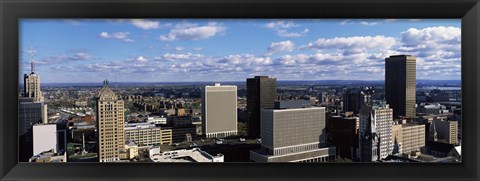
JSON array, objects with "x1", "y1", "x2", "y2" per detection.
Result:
[
  {"x1": 343, "y1": 88, "x2": 366, "y2": 114},
  {"x1": 32, "y1": 124, "x2": 57, "y2": 156},
  {"x1": 359, "y1": 103, "x2": 393, "y2": 162},
  {"x1": 201, "y1": 83, "x2": 238, "y2": 138},
  {"x1": 96, "y1": 80, "x2": 125, "y2": 162},
  {"x1": 23, "y1": 61, "x2": 44, "y2": 102},
  {"x1": 19, "y1": 60, "x2": 48, "y2": 161},
  {"x1": 250, "y1": 104, "x2": 336, "y2": 162},
  {"x1": 246, "y1": 76, "x2": 276, "y2": 138},
  {"x1": 385, "y1": 55, "x2": 416, "y2": 118}
]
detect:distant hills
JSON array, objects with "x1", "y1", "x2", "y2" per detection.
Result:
[{"x1": 34, "y1": 79, "x2": 461, "y2": 88}]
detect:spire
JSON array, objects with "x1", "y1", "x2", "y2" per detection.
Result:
[
  {"x1": 31, "y1": 60, "x2": 35, "y2": 73},
  {"x1": 103, "y1": 79, "x2": 109, "y2": 87}
]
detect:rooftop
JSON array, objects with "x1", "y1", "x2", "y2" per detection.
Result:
[{"x1": 150, "y1": 148, "x2": 223, "y2": 162}]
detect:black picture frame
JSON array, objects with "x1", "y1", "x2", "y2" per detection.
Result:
[{"x1": 1, "y1": 0, "x2": 479, "y2": 180}]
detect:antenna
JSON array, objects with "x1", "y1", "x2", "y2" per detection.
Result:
[{"x1": 27, "y1": 46, "x2": 36, "y2": 73}]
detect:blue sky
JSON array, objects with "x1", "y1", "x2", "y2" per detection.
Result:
[{"x1": 20, "y1": 19, "x2": 461, "y2": 83}]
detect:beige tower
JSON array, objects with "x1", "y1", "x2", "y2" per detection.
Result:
[
  {"x1": 24, "y1": 61, "x2": 44, "y2": 102},
  {"x1": 201, "y1": 83, "x2": 238, "y2": 138},
  {"x1": 96, "y1": 79, "x2": 125, "y2": 162}
]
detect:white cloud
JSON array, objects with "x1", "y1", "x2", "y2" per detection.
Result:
[
  {"x1": 264, "y1": 21, "x2": 308, "y2": 38},
  {"x1": 159, "y1": 22, "x2": 226, "y2": 41},
  {"x1": 155, "y1": 53, "x2": 204, "y2": 61},
  {"x1": 360, "y1": 21, "x2": 379, "y2": 26},
  {"x1": 99, "y1": 32, "x2": 134, "y2": 43},
  {"x1": 264, "y1": 21, "x2": 299, "y2": 29},
  {"x1": 136, "y1": 56, "x2": 148, "y2": 62},
  {"x1": 174, "y1": 46, "x2": 185, "y2": 51},
  {"x1": 131, "y1": 19, "x2": 160, "y2": 30},
  {"x1": 303, "y1": 35, "x2": 396, "y2": 53},
  {"x1": 277, "y1": 28, "x2": 309, "y2": 37},
  {"x1": 266, "y1": 40, "x2": 295, "y2": 55}
]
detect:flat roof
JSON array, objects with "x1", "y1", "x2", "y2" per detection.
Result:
[{"x1": 150, "y1": 148, "x2": 222, "y2": 162}]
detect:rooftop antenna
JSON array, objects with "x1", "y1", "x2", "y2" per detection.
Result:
[{"x1": 27, "y1": 46, "x2": 36, "y2": 74}]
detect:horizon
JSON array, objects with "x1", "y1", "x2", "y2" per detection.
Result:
[{"x1": 20, "y1": 19, "x2": 461, "y2": 83}]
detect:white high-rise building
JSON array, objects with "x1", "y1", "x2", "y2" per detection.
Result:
[
  {"x1": 201, "y1": 83, "x2": 237, "y2": 138},
  {"x1": 359, "y1": 103, "x2": 393, "y2": 161},
  {"x1": 32, "y1": 124, "x2": 57, "y2": 156}
]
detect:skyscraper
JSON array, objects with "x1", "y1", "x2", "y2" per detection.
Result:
[
  {"x1": 96, "y1": 80, "x2": 125, "y2": 162},
  {"x1": 385, "y1": 55, "x2": 416, "y2": 118},
  {"x1": 359, "y1": 103, "x2": 393, "y2": 162},
  {"x1": 246, "y1": 76, "x2": 276, "y2": 138},
  {"x1": 201, "y1": 83, "x2": 238, "y2": 138},
  {"x1": 19, "y1": 60, "x2": 48, "y2": 162},
  {"x1": 24, "y1": 61, "x2": 44, "y2": 102}
]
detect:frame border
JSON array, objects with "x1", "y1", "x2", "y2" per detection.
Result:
[{"x1": 1, "y1": 0, "x2": 479, "y2": 181}]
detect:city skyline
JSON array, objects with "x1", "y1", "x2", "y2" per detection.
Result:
[{"x1": 20, "y1": 19, "x2": 460, "y2": 83}]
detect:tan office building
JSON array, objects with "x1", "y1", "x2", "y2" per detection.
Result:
[
  {"x1": 201, "y1": 83, "x2": 237, "y2": 138},
  {"x1": 434, "y1": 120, "x2": 458, "y2": 145},
  {"x1": 24, "y1": 61, "x2": 45, "y2": 102},
  {"x1": 392, "y1": 123, "x2": 426, "y2": 154},
  {"x1": 124, "y1": 124, "x2": 172, "y2": 146},
  {"x1": 96, "y1": 80, "x2": 125, "y2": 162}
]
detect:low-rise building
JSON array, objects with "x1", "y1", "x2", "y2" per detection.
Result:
[
  {"x1": 124, "y1": 123, "x2": 172, "y2": 146},
  {"x1": 150, "y1": 148, "x2": 224, "y2": 162},
  {"x1": 29, "y1": 149, "x2": 66, "y2": 162}
]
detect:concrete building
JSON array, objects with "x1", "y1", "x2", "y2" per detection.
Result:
[
  {"x1": 246, "y1": 76, "x2": 277, "y2": 138},
  {"x1": 201, "y1": 83, "x2": 237, "y2": 138},
  {"x1": 119, "y1": 140, "x2": 139, "y2": 160},
  {"x1": 359, "y1": 103, "x2": 393, "y2": 162},
  {"x1": 385, "y1": 55, "x2": 416, "y2": 118},
  {"x1": 32, "y1": 124, "x2": 57, "y2": 156},
  {"x1": 96, "y1": 79, "x2": 125, "y2": 162},
  {"x1": 434, "y1": 120, "x2": 458, "y2": 145},
  {"x1": 392, "y1": 123, "x2": 426, "y2": 155},
  {"x1": 29, "y1": 149, "x2": 66, "y2": 162},
  {"x1": 124, "y1": 123, "x2": 172, "y2": 146},
  {"x1": 150, "y1": 148, "x2": 224, "y2": 162},
  {"x1": 250, "y1": 106, "x2": 336, "y2": 162}
]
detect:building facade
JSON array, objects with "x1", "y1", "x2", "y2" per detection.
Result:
[
  {"x1": 246, "y1": 76, "x2": 277, "y2": 138},
  {"x1": 385, "y1": 55, "x2": 416, "y2": 118},
  {"x1": 392, "y1": 123, "x2": 426, "y2": 154},
  {"x1": 327, "y1": 115, "x2": 359, "y2": 160},
  {"x1": 124, "y1": 124, "x2": 172, "y2": 146},
  {"x1": 201, "y1": 83, "x2": 238, "y2": 138},
  {"x1": 359, "y1": 104, "x2": 393, "y2": 162},
  {"x1": 434, "y1": 120, "x2": 458, "y2": 145},
  {"x1": 96, "y1": 80, "x2": 125, "y2": 162},
  {"x1": 250, "y1": 106, "x2": 336, "y2": 162},
  {"x1": 343, "y1": 88, "x2": 366, "y2": 114},
  {"x1": 32, "y1": 124, "x2": 57, "y2": 156}
]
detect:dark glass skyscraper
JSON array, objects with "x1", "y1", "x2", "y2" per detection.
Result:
[
  {"x1": 385, "y1": 55, "x2": 416, "y2": 118},
  {"x1": 343, "y1": 88, "x2": 366, "y2": 114},
  {"x1": 246, "y1": 76, "x2": 276, "y2": 138}
]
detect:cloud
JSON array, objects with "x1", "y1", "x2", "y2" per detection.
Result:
[
  {"x1": 155, "y1": 53, "x2": 204, "y2": 61},
  {"x1": 340, "y1": 19, "x2": 381, "y2": 26},
  {"x1": 131, "y1": 19, "x2": 160, "y2": 30},
  {"x1": 264, "y1": 21, "x2": 299, "y2": 29},
  {"x1": 159, "y1": 22, "x2": 226, "y2": 41},
  {"x1": 302, "y1": 35, "x2": 396, "y2": 53},
  {"x1": 266, "y1": 40, "x2": 295, "y2": 55},
  {"x1": 277, "y1": 28, "x2": 309, "y2": 37},
  {"x1": 136, "y1": 56, "x2": 148, "y2": 62},
  {"x1": 99, "y1": 32, "x2": 134, "y2": 42},
  {"x1": 264, "y1": 20, "x2": 308, "y2": 38}
]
